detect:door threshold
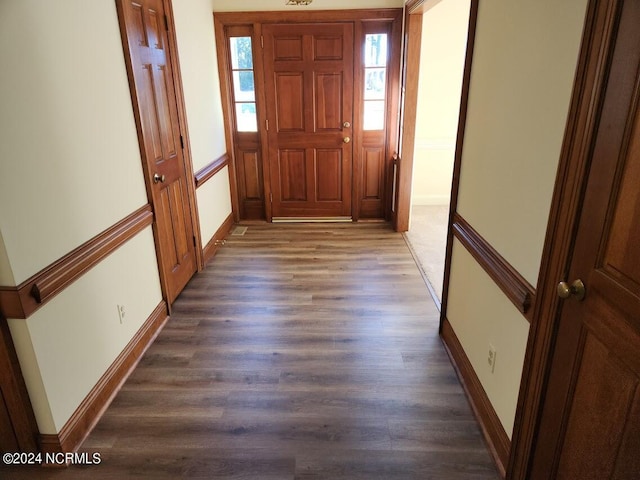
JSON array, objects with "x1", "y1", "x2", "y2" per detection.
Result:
[{"x1": 272, "y1": 216, "x2": 353, "y2": 223}]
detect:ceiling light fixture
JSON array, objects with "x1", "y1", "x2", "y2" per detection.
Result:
[{"x1": 286, "y1": 0, "x2": 313, "y2": 5}]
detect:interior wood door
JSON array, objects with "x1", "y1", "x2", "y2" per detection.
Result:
[
  {"x1": 117, "y1": 0, "x2": 197, "y2": 303},
  {"x1": 530, "y1": 2, "x2": 640, "y2": 477},
  {"x1": 263, "y1": 23, "x2": 353, "y2": 219}
]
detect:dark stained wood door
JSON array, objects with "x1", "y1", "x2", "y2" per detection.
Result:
[
  {"x1": 531, "y1": 2, "x2": 640, "y2": 477},
  {"x1": 117, "y1": 0, "x2": 196, "y2": 303},
  {"x1": 263, "y1": 23, "x2": 353, "y2": 219}
]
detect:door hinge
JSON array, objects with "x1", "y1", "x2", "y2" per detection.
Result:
[
  {"x1": 261, "y1": 36, "x2": 264, "y2": 48},
  {"x1": 164, "y1": 15, "x2": 169, "y2": 31},
  {"x1": 193, "y1": 236, "x2": 197, "y2": 247},
  {"x1": 270, "y1": 193, "x2": 273, "y2": 203},
  {"x1": 180, "y1": 135, "x2": 184, "y2": 149},
  {"x1": 265, "y1": 119, "x2": 269, "y2": 131}
]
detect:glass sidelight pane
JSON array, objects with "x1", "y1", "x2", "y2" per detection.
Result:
[
  {"x1": 230, "y1": 37, "x2": 253, "y2": 69},
  {"x1": 230, "y1": 35, "x2": 257, "y2": 133},
  {"x1": 363, "y1": 101, "x2": 385, "y2": 130},
  {"x1": 363, "y1": 33, "x2": 388, "y2": 131},
  {"x1": 364, "y1": 34, "x2": 388, "y2": 67},
  {"x1": 233, "y1": 71, "x2": 255, "y2": 102},
  {"x1": 236, "y1": 103, "x2": 257, "y2": 132},
  {"x1": 364, "y1": 68, "x2": 386, "y2": 100}
]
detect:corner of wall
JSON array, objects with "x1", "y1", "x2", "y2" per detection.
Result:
[
  {"x1": 0, "y1": 228, "x2": 16, "y2": 286},
  {"x1": 6, "y1": 318, "x2": 56, "y2": 434}
]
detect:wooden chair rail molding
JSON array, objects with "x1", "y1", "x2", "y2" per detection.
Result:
[
  {"x1": 452, "y1": 213, "x2": 536, "y2": 320},
  {"x1": 0, "y1": 205, "x2": 153, "y2": 320},
  {"x1": 194, "y1": 153, "x2": 229, "y2": 189}
]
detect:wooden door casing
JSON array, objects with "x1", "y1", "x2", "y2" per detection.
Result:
[
  {"x1": 263, "y1": 23, "x2": 354, "y2": 219},
  {"x1": 528, "y1": 1, "x2": 640, "y2": 478},
  {"x1": 117, "y1": 0, "x2": 197, "y2": 303}
]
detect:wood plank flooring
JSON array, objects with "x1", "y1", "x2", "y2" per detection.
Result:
[{"x1": 2, "y1": 223, "x2": 499, "y2": 479}]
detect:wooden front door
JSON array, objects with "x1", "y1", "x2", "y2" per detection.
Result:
[
  {"x1": 117, "y1": 0, "x2": 197, "y2": 303},
  {"x1": 530, "y1": 1, "x2": 640, "y2": 477},
  {"x1": 263, "y1": 23, "x2": 354, "y2": 219}
]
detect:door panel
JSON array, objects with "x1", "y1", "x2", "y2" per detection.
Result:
[
  {"x1": 531, "y1": 1, "x2": 640, "y2": 477},
  {"x1": 264, "y1": 23, "x2": 353, "y2": 218},
  {"x1": 118, "y1": 0, "x2": 197, "y2": 303},
  {"x1": 275, "y1": 74, "x2": 304, "y2": 131}
]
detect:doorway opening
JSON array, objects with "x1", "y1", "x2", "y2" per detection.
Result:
[{"x1": 402, "y1": 0, "x2": 471, "y2": 309}]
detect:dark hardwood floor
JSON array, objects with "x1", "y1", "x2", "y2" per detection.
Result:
[{"x1": 2, "y1": 223, "x2": 499, "y2": 479}]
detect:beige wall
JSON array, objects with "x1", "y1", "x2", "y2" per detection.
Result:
[
  {"x1": 0, "y1": 0, "x2": 166, "y2": 434},
  {"x1": 0, "y1": 231, "x2": 14, "y2": 286},
  {"x1": 8, "y1": 228, "x2": 162, "y2": 433},
  {"x1": 447, "y1": 0, "x2": 589, "y2": 438},
  {"x1": 0, "y1": 0, "x2": 148, "y2": 285},
  {"x1": 198, "y1": 167, "x2": 233, "y2": 244},
  {"x1": 173, "y1": 0, "x2": 226, "y2": 171},
  {"x1": 412, "y1": 0, "x2": 469, "y2": 206},
  {"x1": 448, "y1": 240, "x2": 529, "y2": 436},
  {"x1": 456, "y1": 0, "x2": 589, "y2": 285},
  {"x1": 213, "y1": 0, "x2": 403, "y2": 11},
  {"x1": 173, "y1": 0, "x2": 232, "y2": 244}
]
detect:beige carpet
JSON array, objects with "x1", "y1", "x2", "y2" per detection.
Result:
[{"x1": 404, "y1": 205, "x2": 449, "y2": 304}]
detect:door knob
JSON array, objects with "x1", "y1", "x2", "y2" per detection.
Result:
[
  {"x1": 557, "y1": 279, "x2": 586, "y2": 301},
  {"x1": 153, "y1": 173, "x2": 166, "y2": 184},
  {"x1": 343, "y1": 121, "x2": 351, "y2": 128},
  {"x1": 343, "y1": 137, "x2": 351, "y2": 144}
]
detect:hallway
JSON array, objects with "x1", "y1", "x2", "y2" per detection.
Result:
[{"x1": 3, "y1": 223, "x2": 499, "y2": 479}]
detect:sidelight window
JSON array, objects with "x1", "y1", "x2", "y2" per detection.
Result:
[
  {"x1": 229, "y1": 36, "x2": 257, "y2": 132},
  {"x1": 363, "y1": 33, "x2": 388, "y2": 131}
]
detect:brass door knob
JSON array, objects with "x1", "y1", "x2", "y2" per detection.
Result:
[
  {"x1": 557, "y1": 279, "x2": 586, "y2": 301},
  {"x1": 153, "y1": 173, "x2": 166, "y2": 184},
  {"x1": 343, "y1": 137, "x2": 351, "y2": 144},
  {"x1": 343, "y1": 121, "x2": 351, "y2": 128}
]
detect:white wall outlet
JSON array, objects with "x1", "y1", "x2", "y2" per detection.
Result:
[
  {"x1": 488, "y1": 344, "x2": 497, "y2": 373},
  {"x1": 117, "y1": 304, "x2": 126, "y2": 324}
]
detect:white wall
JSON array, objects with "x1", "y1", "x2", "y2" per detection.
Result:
[
  {"x1": 447, "y1": 0, "x2": 589, "y2": 438},
  {"x1": 411, "y1": 0, "x2": 469, "y2": 206},
  {"x1": 173, "y1": 0, "x2": 232, "y2": 243},
  {"x1": 0, "y1": 0, "x2": 163, "y2": 434},
  {"x1": 213, "y1": 0, "x2": 403, "y2": 11}
]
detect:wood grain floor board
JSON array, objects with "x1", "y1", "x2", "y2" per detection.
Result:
[{"x1": 1, "y1": 223, "x2": 499, "y2": 479}]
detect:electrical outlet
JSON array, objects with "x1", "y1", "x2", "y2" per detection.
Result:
[
  {"x1": 117, "y1": 304, "x2": 126, "y2": 324},
  {"x1": 488, "y1": 344, "x2": 497, "y2": 373}
]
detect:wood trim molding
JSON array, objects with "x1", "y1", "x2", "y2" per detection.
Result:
[
  {"x1": 39, "y1": 301, "x2": 169, "y2": 455},
  {"x1": 0, "y1": 205, "x2": 153, "y2": 320},
  {"x1": 452, "y1": 213, "x2": 535, "y2": 319},
  {"x1": 202, "y1": 213, "x2": 234, "y2": 265},
  {"x1": 394, "y1": 8, "x2": 423, "y2": 232},
  {"x1": 441, "y1": 317, "x2": 510, "y2": 478},
  {"x1": 194, "y1": 154, "x2": 229, "y2": 188},
  {"x1": 406, "y1": 0, "x2": 444, "y2": 14},
  {"x1": 439, "y1": 0, "x2": 479, "y2": 332},
  {"x1": 214, "y1": 9, "x2": 402, "y2": 25},
  {"x1": 0, "y1": 314, "x2": 39, "y2": 452},
  {"x1": 507, "y1": 1, "x2": 618, "y2": 478}
]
